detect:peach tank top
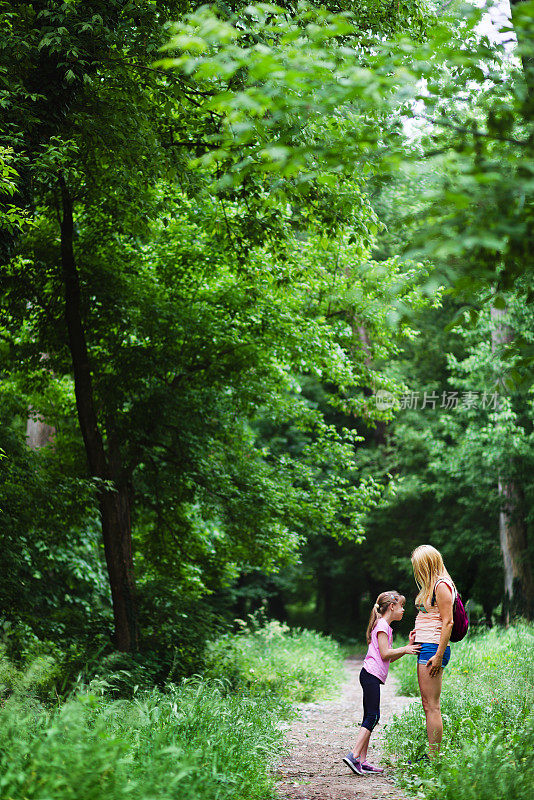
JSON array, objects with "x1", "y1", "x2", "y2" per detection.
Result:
[{"x1": 414, "y1": 577, "x2": 456, "y2": 644}]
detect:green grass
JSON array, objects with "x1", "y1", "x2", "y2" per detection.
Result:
[
  {"x1": 204, "y1": 618, "x2": 345, "y2": 702},
  {"x1": 0, "y1": 679, "x2": 287, "y2": 800},
  {"x1": 0, "y1": 619, "x2": 344, "y2": 800},
  {"x1": 384, "y1": 623, "x2": 534, "y2": 800}
]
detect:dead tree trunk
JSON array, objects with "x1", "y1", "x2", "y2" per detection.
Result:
[
  {"x1": 26, "y1": 412, "x2": 55, "y2": 449},
  {"x1": 496, "y1": 478, "x2": 533, "y2": 621},
  {"x1": 60, "y1": 175, "x2": 139, "y2": 652},
  {"x1": 491, "y1": 305, "x2": 534, "y2": 622}
]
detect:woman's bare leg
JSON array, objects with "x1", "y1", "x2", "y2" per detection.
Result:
[{"x1": 417, "y1": 663, "x2": 443, "y2": 757}]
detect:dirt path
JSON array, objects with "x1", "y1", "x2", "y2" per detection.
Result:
[{"x1": 276, "y1": 657, "x2": 417, "y2": 800}]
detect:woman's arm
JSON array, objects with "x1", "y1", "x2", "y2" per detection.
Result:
[
  {"x1": 377, "y1": 631, "x2": 420, "y2": 662},
  {"x1": 426, "y1": 582, "x2": 454, "y2": 677}
]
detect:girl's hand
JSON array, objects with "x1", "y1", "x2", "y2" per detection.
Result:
[
  {"x1": 426, "y1": 655, "x2": 443, "y2": 677},
  {"x1": 404, "y1": 643, "x2": 421, "y2": 656},
  {"x1": 409, "y1": 629, "x2": 417, "y2": 644}
]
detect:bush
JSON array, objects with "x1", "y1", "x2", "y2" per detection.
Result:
[
  {"x1": 385, "y1": 623, "x2": 534, "y2": 800},
  {"x1": 136, "y1": 580, "x2": 221, "y2": 684},
  {"x1": 0, "y1": 615, "x2": 345, "y2": 799},
  {"x1": 204, "y1": 616, "x2": 344, "y2": 701},
  {"x1": 0, "y1": 644, "x2": 61, "y2": 702}
]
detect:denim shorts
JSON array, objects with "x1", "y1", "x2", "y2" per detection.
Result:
[{"x1": 417, "y1": 642, "x2": 451, "y2": 667}]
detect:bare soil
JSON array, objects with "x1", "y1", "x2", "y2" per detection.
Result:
[{"x1": 276, "y1": 657, "x2": 417, "y2": 800}]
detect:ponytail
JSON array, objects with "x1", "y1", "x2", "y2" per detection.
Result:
[{"x1": 366, "y1": 590, "x2": 405, "y2": 644}]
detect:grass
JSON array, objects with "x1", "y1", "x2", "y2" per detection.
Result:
[
  {"x1": 384, "y1": 623, "x2": 534, "y2": 800},
  {"x1": 0, "y1": 679, "x2": 287, "y2": 800},
  {"x1": 204, "y1": 618, "x2": 345, "y2": 702},
  {"x1": 0, "y1": 619, "x2": 344, "y2": 800}
]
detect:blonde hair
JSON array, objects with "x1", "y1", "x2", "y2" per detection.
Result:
[
  {"x1": 411, "y1": 544, "x2": 456, "y2": 608},
  {"x1": 366, "y1": 590, "x2": 405, "y2": 644}
]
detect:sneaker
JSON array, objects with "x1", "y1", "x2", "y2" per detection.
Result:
[
  {"x1": 361, "y1": 760, "x2": 384, "y2": 773},
  {"x1": 343, "y1": 752, "x2": 364, "y2": 775}
]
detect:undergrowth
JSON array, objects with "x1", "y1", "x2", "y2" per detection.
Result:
[
  {"x1": 0, "y1": 679, "x2": 287, "y2": 800},
  {"x1": 204, "y1": 618, "x2": 344, "y2": 701},
  {"x1": 385, "y1": 623, "x2": 534, "y2": 800},
  {"x1": 0, "y1": 619, "x2": 343, "y2": 799}
]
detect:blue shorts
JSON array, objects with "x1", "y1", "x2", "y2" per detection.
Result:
[{"x1": 417, "y1": 643, "x2": 451, "y2": 667}]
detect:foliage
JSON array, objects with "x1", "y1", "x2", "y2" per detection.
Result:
[
  {"x1": 204, "y1": 615, "x2": 344, "y2": 701},
  {"x1": 0, "y1": 680, "x2": 286, "y2": 800},
  {"x1": 0, "y1": 0, "x2": 433, "y2": 652},
  {"x1": 1, "y1": 0, "x2": 533, "y2": 679},
  {"x1": 0, "y1": 388, "x2": 113, "y2": 659},
  {"x1": 162, "y1": 1, "x2": 534, "y2": 366},
  {"x1": 0, "y1": 619, "x2": 345, "y2": 800},
  {"x1": 386, "y1": 623, "x2": 534, "y2": 800},
  {"x1": 0, "y1": 645, "x2": 60, "y2": 703}
]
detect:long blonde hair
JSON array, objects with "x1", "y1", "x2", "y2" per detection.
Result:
[
  {"x1": 411, "y1": 544, "x2": 456, "y2": 608},
  {"x1": 366, "y1": 590, "x2": 405, "y2": 644}
]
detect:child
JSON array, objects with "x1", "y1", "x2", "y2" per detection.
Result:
[{"x1": 343, "y1": 590, "x2": 420, "y2": 775}]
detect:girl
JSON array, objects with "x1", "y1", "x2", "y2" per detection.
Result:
[
  {"x1": 410, "y1": 544, "x2": 456, "y2": 757},
  {"x1": 343, "y1": 591, "x2": 420, "y2": 775}
]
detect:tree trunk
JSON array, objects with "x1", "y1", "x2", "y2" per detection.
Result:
[
  {"x1": 497, "y1": 478, "x2": 534, "y2": 621},
  {"x1": 26, "y1": 412, "x2": 55, "y2": 449},
  {"x1": 320, "y1": 573, "x2": 333, "y2": 632},
  {"x1": 490, "y1": 305, "x2": 534, "y2": 622},
  {"x1": 99, "y1": 482, "x2": 139, "y2": 650},
  {"x1": 60, "y1": 175, "x2": 139, "y2": 651}
]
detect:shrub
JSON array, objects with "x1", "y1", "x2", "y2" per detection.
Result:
[
  {"x1": 136, "y1": 580, "x2": 221, "y2": 684},
  {"x1": 0, "y1": 644, "x2": 61, "y2": 702},
  {"x1": 204, "y1": 616, "x2": 344, "y2": 701}
]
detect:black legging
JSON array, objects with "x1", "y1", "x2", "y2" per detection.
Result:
[{"x1": 360, "y1": 667, "x2": 381, "y2": 731}]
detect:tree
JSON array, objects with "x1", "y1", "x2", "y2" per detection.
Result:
[
  {"x1": 2, "y1": 1, "x2": 423, "y2": 652},
  {"x1": 2, "y1": 0, "x2": 193, "y2": 651},
  {"x1": 489, "y1": 299, "x2": 534, "y2": 620},
  {"x1": 161, "y1": 2, "x2": 534, "y2": 372}
]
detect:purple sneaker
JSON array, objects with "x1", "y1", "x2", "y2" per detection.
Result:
[
  {"x1": 343, "y1": 752, "x2": 364, "y2": 775},
  {"x1": 362, "y1": 760, "x2": 384, "y2": 773}
]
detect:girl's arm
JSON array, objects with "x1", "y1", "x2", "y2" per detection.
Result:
[
  {"x1": 426, "y1": 582, "x2": 454, "y2": 677},
  {"x1": 377, "y1": 631, "x2": 420, "y2": 662}
]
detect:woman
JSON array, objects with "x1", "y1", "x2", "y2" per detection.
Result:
[{"x1": 410, "y1": 544, "x2": 456, "y2": 757}]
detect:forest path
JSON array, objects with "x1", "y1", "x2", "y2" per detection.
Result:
[{"x1": 276, "y1": 657, "x2": 417, "y2": 800}]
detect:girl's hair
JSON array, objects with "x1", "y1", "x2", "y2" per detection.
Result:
[
  {"x1": 366, "y1": 590, "x2": 405, "y2": 644},
  {"x1": 411, "y1": 544, "x2": 456, "y2": 607}
]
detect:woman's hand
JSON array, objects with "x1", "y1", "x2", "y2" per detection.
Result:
[
  {"x1": 409, "y1": 629, "x2": 417, "y2": 644},
  {"x1": 404, "y1": 643, "x2": 421, "y2": 656},
  {"x1": 426, "y1": 655, "x2": 443, "y2": 677}
]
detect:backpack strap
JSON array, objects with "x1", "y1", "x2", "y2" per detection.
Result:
[{"x1": 430, "y1": 577, "x2": 456, "y2": 606}]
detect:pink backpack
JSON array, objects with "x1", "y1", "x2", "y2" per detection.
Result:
[{"x1": 431, "y1": 579, "x2": 469, "y2": 642}]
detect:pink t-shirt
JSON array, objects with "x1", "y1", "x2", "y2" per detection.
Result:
[{"x1": 363, "y1": 618, "x2": 392, "y2": 684}]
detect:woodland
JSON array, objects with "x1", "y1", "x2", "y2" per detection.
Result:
[{"x1": 1, "y1": 0, "x2": 534, "y2": 699}]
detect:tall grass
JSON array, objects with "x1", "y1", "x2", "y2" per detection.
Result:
[
  {"x1": 0, "y1": 620, "x2": 343, "y2": 800},
  {"x1": 204, "y1": 618, "x2": 344, "y2": 701},
  {"x1": 0, "y1": 680, "x2": 287, "y2": 800},
  {"x1": 385, "y1": 623, "x2": 534, "y2": 800}
]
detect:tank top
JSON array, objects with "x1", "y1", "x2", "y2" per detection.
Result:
[
  {"x1": 363, "y1": 617, "x2": 392, "y2": 684},
  {"x1": 414, "y1": 577, "x2": 456, "y2": 644}
]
